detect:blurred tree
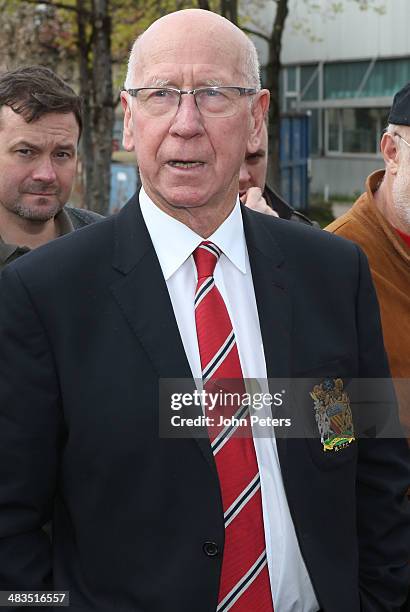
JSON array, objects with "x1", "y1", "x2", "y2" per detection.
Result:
[
  {"x1": 0, "y1": 1, "x2": 74, "y2": 75},
  {"x1": 220, "y1": 0, "x2": 238, "y2": 24}
]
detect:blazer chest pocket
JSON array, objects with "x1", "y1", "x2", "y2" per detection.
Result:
[{"x1": 290, "y1": 355, "x2": 358, "y2": 471}]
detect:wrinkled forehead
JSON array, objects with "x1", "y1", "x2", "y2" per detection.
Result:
[
  {"x1": 137, "y1": 64, "x2": 245, "y2": 89},
  {"x1": 133, "y1": 30, "x2": 248, "y2": 87}
]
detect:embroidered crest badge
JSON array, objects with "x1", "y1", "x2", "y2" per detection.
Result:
[{"x1": 310, "y1": 378, "x2": 355, "y2": 452}]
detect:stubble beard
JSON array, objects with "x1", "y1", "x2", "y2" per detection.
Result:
[
  {"x1": 11, "y1": 197, "x2": 63, "y2": 223},
  {"x1": 392, "y1": 162, "x2": 410, "y2": 233}
]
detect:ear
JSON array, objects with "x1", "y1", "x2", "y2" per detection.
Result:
[
  {"x1": 121, "y1": 92, "x2": 135, "y2": 152},
  {"x1": 248, "y1": 89, "x2": 270, "y2": 150},
  {"x1": 380, "y1": 132, "x2": 400, "y2": 176}
]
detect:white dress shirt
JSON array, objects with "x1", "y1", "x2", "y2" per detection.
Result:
[{"x1": 140, "y1": 187, "x2": 319, "y2": 612}]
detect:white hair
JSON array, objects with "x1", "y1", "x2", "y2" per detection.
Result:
[
  {"x1": 124, "y1": 29, "x2": 261, "y2": 90},
  {"x1": 242, "y1": 37, "x2": 261, "y2": 89},
  {"x1": 386, "y1": 124, "x2": 410, "y2": 230},
  {"x1": 124, "y1": 35, "x2": 142, "y2": 90},
  {"x1": 386, "y1": 123, "x2": 410, "y2": 158}
]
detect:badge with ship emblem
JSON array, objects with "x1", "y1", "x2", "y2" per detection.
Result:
[{"x1": 310, "y1": 378, "x2": 355, "y2": 452}]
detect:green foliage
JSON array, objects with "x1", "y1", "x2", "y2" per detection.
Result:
[{"x1": 0, "y1": 0, "x2": 203, "y2": 95}]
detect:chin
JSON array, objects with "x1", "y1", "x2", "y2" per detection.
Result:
[
  {"x1": 158, "y1": 187, "x2": 210, "y2": 210},
  {"x1": 15, "y1": 201, "x2": 63, "y2": 222}
]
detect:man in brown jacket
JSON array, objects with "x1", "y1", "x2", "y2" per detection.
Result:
[
  {"x1": 327, "y1": 86, "x2": 410, "y2": 612},
  {"x1": 326, "y1": 83, "x2": 410, "y2": 442}
]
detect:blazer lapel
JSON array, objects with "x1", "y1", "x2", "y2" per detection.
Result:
[
  {"x1": 110, "y1": 194, "x2": 190, "y2": 378},
  {"x1": 109, "y1": 194, "x2": 217, "y2": 473},
  {"x1": 242, "y1": 206, "x2": 292, "y2": 380},
  {"x1": 242, "y1": 207, "x2": 292, "y2": 467}
]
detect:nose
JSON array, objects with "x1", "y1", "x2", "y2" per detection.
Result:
[
  {"x1": 168, "y1": 93, "x2": 205, "y2": 139},
  {"x1": 31, "y1": 156, "x2": 57, "y2": 183},
  {"x1": 239, "y1": 160, "x2": 251, "y2": 192}
]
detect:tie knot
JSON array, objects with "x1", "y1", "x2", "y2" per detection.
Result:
[{"x1": 193, "y1": 242, "x2": 222, "y2": 279}]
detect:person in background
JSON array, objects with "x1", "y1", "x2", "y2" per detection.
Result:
[
  {"x1": 0, "y1": 65, "x2": 102, "y2": 271},
  {"x1": 240, "y1": 121, "x2": 313, "y2": 224},
  {"x1": 326, "y1": 83, "x2": 410, "y2": 442}
]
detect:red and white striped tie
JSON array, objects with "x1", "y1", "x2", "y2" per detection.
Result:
[{"x1": 193, "y1": 241, "x2": 274, "y2": 612}]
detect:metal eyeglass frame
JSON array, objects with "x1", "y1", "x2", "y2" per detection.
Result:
[
  {"x1": 393, "y1": 131, "x2": 410, "y2": 149},
  {"x1": 122, "y1": 86, "x2": 257, "y2": 115}
]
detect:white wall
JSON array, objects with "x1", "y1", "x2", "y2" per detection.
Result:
[
  {"x1": 310, "y1": 155, "x2": 383, "y2": 197},
  {"x1": 248, "y1": 0, "x2": 410, "y2": 67}
]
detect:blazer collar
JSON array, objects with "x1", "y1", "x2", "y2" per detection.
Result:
[
  {"x1": 110, "y1": 193, "x2": 218, "y2": 472},
  {"x1": 242, "y1": 206, "x2": 292, "y2": 468},
  {"x1": 241, "y1": 206, "x2": 291, "y2": 380},
  {"x1": 111, "y1": 191, "x2": 151, "y2": 274}
]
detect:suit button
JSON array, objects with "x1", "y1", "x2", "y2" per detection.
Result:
[{"x1": 203, "y1": 541, "x2": 219, "y2": 557}]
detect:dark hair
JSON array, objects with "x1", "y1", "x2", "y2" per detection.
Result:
[{"x1": 0, "y1": 65, "x2": 82, "y2": 137}]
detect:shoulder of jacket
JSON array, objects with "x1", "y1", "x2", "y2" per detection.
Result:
[
  {"x1": 65, "y1": 206, "x2": 105, "y2": 228},
  {"x1": 290, "y1": 210, "x2": 315, "y2": 226}
]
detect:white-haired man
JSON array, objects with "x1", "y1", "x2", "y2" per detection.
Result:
[
  {"x1": 0, "y1": 10, "x2": 408, "y2": 612},
  {"x1": 326, "y1": 83, "x2": 410, "y2": 441}
]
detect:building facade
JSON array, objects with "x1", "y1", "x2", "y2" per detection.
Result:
[{"x1": 252, "y1": 0, "x2": 410, "y2": 198}]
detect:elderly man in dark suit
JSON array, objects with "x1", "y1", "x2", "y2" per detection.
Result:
[{"x1": 0, "y1": 9, "x2": 408, "y2": 612}]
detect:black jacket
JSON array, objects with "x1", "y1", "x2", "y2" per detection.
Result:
[
  {"x1": 65, "y1": 206, "x2": 104, "y2": 229},
  {"x1": 0, "y1": 195, "x2": 408, "y2": 611},
  {"x1": 264, "y1": 184, "x2": 314, "y2": 225}
]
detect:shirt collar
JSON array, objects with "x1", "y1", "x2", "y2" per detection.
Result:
[
  {"x1": 0, "y1": 237, "x2": 27, "y2": 264},
  {"x1": 57, "y1": 207, "x2": 75, "y2": 235},
  {"x1": 0, "y1": 207, "x2": 74, "y2": 266},
  {"x1": 395, "y1": 226, "x2": 410, "y2": 248},
  {"x1": 139, "y1": 186, "x2": 247, "y2": 280}
]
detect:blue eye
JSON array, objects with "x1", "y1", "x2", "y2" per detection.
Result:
[
  {"x1": 204, "y1": 89, "x2": 221, "y2": 97},
  {"x1": 151, "y1": 89, "x2": 174, "y2": 98}
]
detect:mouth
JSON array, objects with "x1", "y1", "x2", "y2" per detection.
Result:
[
  {"x1": 25, "y1": 192, "x2": 57, "y2": 197},
  {"x1": 167, "y1": 160, "x2": 205, "y2": 169}
]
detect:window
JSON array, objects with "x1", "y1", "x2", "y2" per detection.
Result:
[
  {"x1": 364, "y1": 58, "x2": 410, "y2": 97},
  {"x1": 324, "y1": 62, "x2": 368, "y2": 99},
  {"x1": 324, "y1": 58, "x2": 410, "y2": 100},
  {"x1": 326, "y1": 108, "x2": 389, "y2": 154},
  {"x1": 327, "y1": 109, "x2": 340, "y2": 152},
  {"x1": 280, "y1": 57, "x2": 409, "y2": 158},
  {"x1": 286, "y1": 66, "x2": 297, "y2": 92},
  {"x1": 301, "y1": 65, "x2": 318, "y2": 101}
]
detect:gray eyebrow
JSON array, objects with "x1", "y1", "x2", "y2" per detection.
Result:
[
  {"x1": 144, "y1": 78, "x2": 224, "y2": 89},
  {"x1": 204, "y1": 79, "x2": 223, "y2": 87},
  {"x1": 149, "y1": 77, "x2": 171, "y2": 87}
]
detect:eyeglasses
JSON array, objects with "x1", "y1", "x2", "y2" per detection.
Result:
[
  {"x1": 122, "y1": 86, "x2": 257, "y2": 118},
  {"x1": 393, "y1": 131, "x2": 410, "y2": 149}
]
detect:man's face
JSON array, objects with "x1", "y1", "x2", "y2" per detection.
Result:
[
  {"x1": 121, "y1": 17, "x2": 268, "y2": 218},
  {"x1": 0, "y1": 106, "x2": 79, "y2": 222},
  {"x1": 239, "y1": 123, "x2": 268, "y2": 198}
]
